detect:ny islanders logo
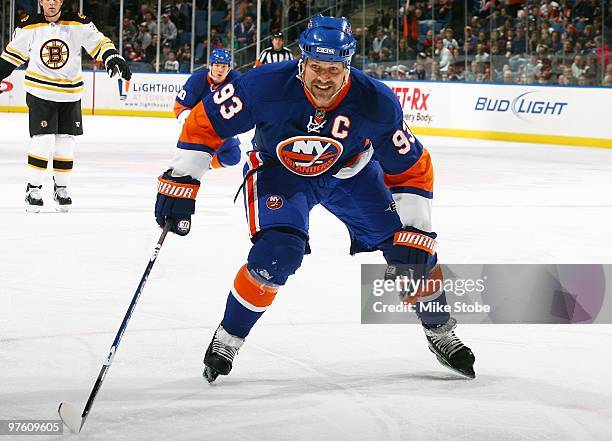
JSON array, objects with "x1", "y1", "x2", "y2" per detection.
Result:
[
  {"x1": 266, "y1": 195, "x2": 283, "y2": 210},
  {"x1": 276, "y1": 136, "x2": 343, "y2": 177}
]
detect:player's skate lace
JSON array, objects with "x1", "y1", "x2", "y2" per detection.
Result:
[
  {"x1": 428, "y1": 330, "x2": 465, "y2": 357},
  {"x1": 26, "y1": 185, "x2": 42, "y2": 201},
  {"x1": 211, "y1": 339, "x2": 237, "y2": 361},
  {"x1": 423, "y1": 317, "x2": 465, "y2": 357},
  {"x1": 54, "y1": 186, "x2": 69, "y2": 201}
]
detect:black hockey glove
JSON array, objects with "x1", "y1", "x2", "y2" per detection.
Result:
[
  {"x1": 105, "y1": 54, "x2": 132, "y2": 81},
  {"x1": 155, "y1": 171, "x2": 200, "y2": 236},
  {"x1": 384, "y1": 227, "x2": 438, "y2": 302}
]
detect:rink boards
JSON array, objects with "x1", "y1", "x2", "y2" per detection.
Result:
[{"x1": 1, "y1": 70, "x2": 611, "y2": 148}]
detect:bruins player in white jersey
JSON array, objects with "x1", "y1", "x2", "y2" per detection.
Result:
[{"x1": 0, "y1": 0, "x2": 131, "y2": 212}]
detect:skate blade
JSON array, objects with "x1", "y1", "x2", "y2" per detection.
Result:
[
  {"x1": 435, "y1": 355, "x2": 476, "y2": 379},
  {"x1": 26, "y1": 205, "x2": 42, "y2": 213},
  {"x1": 55, "y1": 204, "x2": 71, "y2": 213}
]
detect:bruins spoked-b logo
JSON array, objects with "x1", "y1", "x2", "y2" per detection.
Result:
[{"x1": 40, "y1": 39, "x2": 69, "y2": 69}]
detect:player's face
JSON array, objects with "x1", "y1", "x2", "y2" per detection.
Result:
[
  {"x1": 303, "y1": 59, "x2": 346, "y2": 107},
  {"x1": 210, "y1": 63, "x2": 230, "y2": 84},
  {"x1": 40, "y1": 0, "x2": 63, "y2": 17}
]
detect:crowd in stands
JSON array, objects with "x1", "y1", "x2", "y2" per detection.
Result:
[
  {"x1": 355, "y1": 0, "x2": 611, "y2": 86},
  {"x1": 82, "y1": 0, "x2": 354, "y2": 72},
  {"x1": 9, "y1": 0, "x2": 609, "y2": 85},
  {"x1": 117, "y1": 0, "x2": 300, "y2": 72}
]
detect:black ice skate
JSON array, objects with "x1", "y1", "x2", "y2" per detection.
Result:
[
  {"x1": 25, "y1": 184, "x2": 44, "y2": 213},
  {"x1": 203, "y1": 325, "x2": 244, "y2": 383},
  {"x1": 423, "y1": 317, "x2": 476, "y2": 379},
  {"x1": 53, "y1": 180, "x2": 72, "y2": 212}
]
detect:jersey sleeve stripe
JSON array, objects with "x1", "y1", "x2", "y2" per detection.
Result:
[
  {"x1": 173, "y1": 101, "x2": 190, "y2": 117},
  {"x1": 176, "y1": 141, "x2": 216, "y2": 156},
  {"x1": 1, "y1": 52, "x2": 24, "y2": 66},
  {"x1": 389, "y1": 186, "x2": 433, "y2": 199},
  {"x1": 178, "y1": 101, "x2": 224, "y2": 152},
  {"x1": 5, "y1": 46, "x2": 28, "y2": 62},
  {"x1": 94, "y1": 43, "x2": 116, "y2": 61},
  {"x1": 383, "y1": 148, "x2": 434, "y2": 196},
  {"x1": 88, "y1": 37, "x2": 112, "y2": 58}
]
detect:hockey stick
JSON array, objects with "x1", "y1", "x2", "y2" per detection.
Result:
[{"x1": 58, "y1": 222, "x2": 172, "y2": 433}]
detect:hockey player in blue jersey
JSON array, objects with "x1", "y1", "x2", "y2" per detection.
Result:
[
  {"x1": 155, "y1": 15, "x2": 476, "y2": 380},
  {"x1": 174, "y1": 48, "x2": 241, "y2": 168}
]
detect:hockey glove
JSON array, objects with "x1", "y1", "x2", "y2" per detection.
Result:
[
  {"x1": 155, "y1": 171, "x2": 200, "y2": 236},
  {"x1": 384, "y1": 227, "x2": 438, "y2": 302},
  {"x1": 105, "y1": 54, "x2": 132, "y2": 81},
  {"x1": 213, "y1": 137, "x2": 242, "y2": 168}
]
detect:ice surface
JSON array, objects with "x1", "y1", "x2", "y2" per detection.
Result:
[{"x1": 1, "y1": 114, "x2": 611, "y2": 440}]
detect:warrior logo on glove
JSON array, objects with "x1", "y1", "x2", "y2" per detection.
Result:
[{"x1": 177, "y1": 220, "x2": 191, "y2": 234}]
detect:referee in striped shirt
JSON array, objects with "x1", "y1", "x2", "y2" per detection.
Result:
[{"x1": 255, "y1": 32, "x2": 294, "y2": 66}]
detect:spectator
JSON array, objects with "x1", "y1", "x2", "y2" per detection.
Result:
[
  {"x1": 163, "y1": 51, "x2": 180, "y2": 72},
  {"x1": 235, "y1": 15, "x2": 256, "y2": 48},
  {"x1": 435, "y1": 39, "x2": 453, "y2": 72},
  {"x1": 511, "y1": 27, "x2": 527, "y2": 55},
  {"x1": 371, "y1": 9, "x2": 386, "y2": 33},
  {"x1": 144, "y1": 34, "x2": 158, "y2": 64},
  {"x1": 372, "y1": 28, "x2": 392, "y2": 56},
  {"x1": 160, "y1": 14, "x2": 178, "y2": 49},
  {"x1": 287, "y1": 1, "x2": 306, "y2": 42},
  {"x1": 210, "y1": 29, "x2": 223, "y2": 50},
  {"x1": 550, "y1": 31, "x2": 561, "y2": 52},
  {"x1": 379, "y1": 47, "x2": 392, "y2": 63},
  {"x1": 525, "y1": 55, "x2": 542, "y2": 78},
  {"x1": 143, "y1": 12, "x2": 157, "y2": 35},
  {"x1": 235, "y1": 14, "x2": 256, "y2": 66},
  {"x1": 465, "y1": 60, "x2": 480, "y2": 82},
  {"x1": 577, "y1": 74, "x2": 590, "y2": 86},
  {"x1": 571, "y1": 54, "x2": 588, "y2": 80},
  {"x1": 422, "y1": 29, "x2": 434, "y2": 57},
  {"x1": 443, "y1": 28, "x2": 459, "y2": 51},
  {"x1": 447, "y1": 65, "x2": 461, "y2": 81},
  {"x1": 131, "y1": 41, "x2": 145, "y2": 62},
  {"x1": 136, "y1": 23, "x2": 152, "y2": 51},
  {"x1": 464, "y1": 41, "x2": 476, "y2": 56},
  {"x1": 557, "y1": 74, "x2": 570, "y2": 85},
  {"x1": 464, "y1": 26, "x2": 478, "y2": 47},
  {"x1": 178, "y1": 43, "x2": 191, "y2": 65},
  {"x1": 397, "y1": 38, "x2": 415, "y2": 61},
  {"x1": 410, "y1": 60, "x2": 427, "y2": 80},
  {"x1": 475, "y1": 43, "x2": 490, "y2": 64},
  {"x1": 122, "y1": 17, "x2": 138, "y2": 46}
]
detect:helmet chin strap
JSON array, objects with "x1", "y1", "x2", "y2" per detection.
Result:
[{"x1": 297, "y1": 58, "x2": 350, "y2": 106}]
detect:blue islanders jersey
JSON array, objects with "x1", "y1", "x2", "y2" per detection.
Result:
[
  {"x1": 173, "y1": 67, "x2": 241, "y2": 118},
  {"x1": 178, "y1": 60, "x2": 433, "y2": 202}
]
